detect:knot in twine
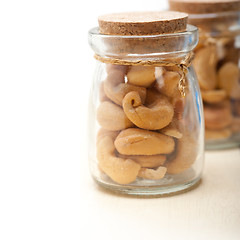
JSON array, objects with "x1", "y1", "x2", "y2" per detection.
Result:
[{"x1": 94, "y1": 52, "x2": 194, "y2": 98}]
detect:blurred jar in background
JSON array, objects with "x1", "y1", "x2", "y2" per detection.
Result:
[
  {"x1": 169, "y1": 0, "x2": 240, "y2": 149},
  {"x1": 88, "y1": 11, "x2": 204, "y2": 196}
]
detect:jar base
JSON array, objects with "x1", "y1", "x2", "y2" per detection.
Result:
[
  {"x1": 93, "y1": 175, "x2": 201, "y2": 197},
  {"x1": 205, "y1": 134, "x2": 240, "y2": 150},
  {"x1": 206, "y1": 142, "x2": 240, "y2": 150}
]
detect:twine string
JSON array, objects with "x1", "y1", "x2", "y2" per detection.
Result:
[
  {"x1": 94, "y1": 52, "x2": 194, "y2": 98},
  {"x1": 178, "y1": 64, "x2": 188, "y2": 98}
]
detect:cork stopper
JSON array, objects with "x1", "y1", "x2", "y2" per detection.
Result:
[
  {"x1": 98, "y1": 11, "x2": 188, "y2": 35},
  {"x1": 169, "y1": 0, "x2": 240, "y2": 14}
]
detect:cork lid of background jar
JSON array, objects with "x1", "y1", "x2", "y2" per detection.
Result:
[
  {"x1": 168, "y1": 0, "x2": 240, "y2": 35},
  {"x1": 168, "y1": 0, "x2": 240, "y2": 14},
  {"x1": 98, "y1": 11, "x2": 188, "y2": 35}
]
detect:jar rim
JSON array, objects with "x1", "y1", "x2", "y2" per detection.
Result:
[
  {"x1": 88, "y1": 24, "x2": 198, "y2": 58},
  {"x1": 189, "y1": 10, "x2": 240, "y2": 20}
]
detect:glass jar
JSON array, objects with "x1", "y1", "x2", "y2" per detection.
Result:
[
  {"x1": 169, "y1": 0, "x2": 240, "y2": 149},
  {"x1": 88, "y1": 12, "x2": 204, "y2": 196}
]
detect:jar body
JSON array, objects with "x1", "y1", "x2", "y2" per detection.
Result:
[
  {"x1": 88, "y1": 26, "x2": 204, "y2": 196},
  {"x1": 189, "y1": 11, "x2": 240, "y2": 149},
  {"x1": 88, "y1": 62, "x2": 204, "y2": 196}
]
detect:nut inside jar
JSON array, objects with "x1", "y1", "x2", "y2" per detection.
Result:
[
  {"x1": 168, "y1": 0, "x2": 240, "y2": 147},
  {"x1": 193, "y1": 35, "x2": 240, "y2": 142},
  {"x1": 96, "y1": 63, "x2": 199, "y2": 184},
  {"x1": 89, "y1": 11, "x2": 203, "y2": 194}
]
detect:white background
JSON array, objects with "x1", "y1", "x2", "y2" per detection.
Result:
[{"x1": 0, "y1": 1, "x2": 240, "y2": 240}]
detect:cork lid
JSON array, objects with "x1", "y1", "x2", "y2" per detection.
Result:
[
  {"x1": 169, "y1": 0, "x2": 240, "y2": 14},
  {"x1": 98, "y1": 11, "x2": 188, "y2": 35}
]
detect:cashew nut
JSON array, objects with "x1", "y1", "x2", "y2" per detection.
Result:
[
  {"x1": 231, "y1": 118, "x2": 240, "y2": 133},
  {"x1": 114, "y1": 128, "x2": 175, "y2": 155},
  {"x1": 194, "y1": 36, "x2": 205, "y2": 52},
  {"x1": 218, "y1": 62, "x2": 240, "y2": 99},
  {"x1": 215, "y1": 37, "x2": 231, "y2": 61},
  {"x1": 97, "y1": 101, "x2": 134, "y2": 131},
  {"x1": 164, "y1": 66, "x2": 180, "y2": 72},
  {"x1": 159, "y1": 121, "x2": 182, "y2": 139},
  {"x1": 165, "y1": 134, "x2": 197, "y2": 174},
  {"x1": 155, "y1": 70, "x2": 181, "y2": 98},
  {"x1": 193, "y1": 46, "x2": 218, "y2": 90},
  {"x1": 204, "y1": 101, "x2": 232, "y2": 130},
  {"x1": 127, "y1": 66, "x2": 156, "y2": 87},
  {"x1": 106, "y1": 65, "x2": 126, "y2": 86},
  {"x1": 223, "y1": 39, "x2": 239, "y2": 64},
  {"x1": 138, "y1": 166, "x2": 167, "y2": 180},
  {"x1": 97, "y1": 135, "x2": 141, "y2": 184},
  {"x1": 118, "y1": 154, "x2": 166, "y2": 168},
  {"x1": 97, "y1": 128, "x2": 119, "y2": 144},
  {"x1": 232, "y1": 99, "x2": 240, "y2": 116},
  {"x1": 172, "y1": 98, "x2": 185, "y2": 120},
  {"x1": 122, "y1": 90, "x2": 174, "y2": 130},
  {"x1": 205, "y1": 128, "x2": 232, "y2": 140},
  {"x1": 99, "y1": 82, "x2": 109, "y2": 102},
  {"x1": 201, "y1": 89, "x2": 227, "y2": 104},
  {"x1": 106, "y1": 64, "x2": 128, "y2": 75},
  {"x1": 104, "y1": 64, "x2": 147, "y2": 106},
  {"x1": 104, "y1": 80, "x2": 147, "y2": 106}
]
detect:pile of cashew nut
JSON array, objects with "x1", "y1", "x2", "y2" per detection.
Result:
[
  {"x1": 96, "y1": 63, "x2": 197, "y2": 184},
  {"x1": 193, "y1": 36, "x2": 240, "y2": 141}
]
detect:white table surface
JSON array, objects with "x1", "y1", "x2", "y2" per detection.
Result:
[{"x1": 81, "y1": 148, "x2": 240, "y2": 240}]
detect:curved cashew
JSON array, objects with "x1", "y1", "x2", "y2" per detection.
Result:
[
  {"x1": 138, "y1": 166, "x2": 167, "y2": 180},
  {"x1": 114, "y1": 128, "x2": 175, "y2": 155},
  {"x1": 201, "y1": 89, "x2": 227, "y2": 104},
  {"x1": 218, "y1": 62, "x2": 240, "y2": 99},
  {"x1": 155, "y1": 70, "x2": 181, "y2": 98},
  {"x1": 97, "y1": 101, "x2": 134, "y2": 131},
  {"x1": 118, "y1": 154, "x2": 166, "y2": 168},
  {"x1": 122, "y1": 90, "x2": 174, "y2": 130},
  {"x1": 104, "y1": 81, "x2": 147, "y2": 106},
  {"x1": 127, "y1": 66, "x2": 156, "y2": 87},
  {"x1": 193, "y1": 46, "x2": 218, "y2": 90},
  {"x1": 165, "y1": 134, "x2": 197, "y2": 174},
  {"x1": 103, "y1": 67, "x2": 147, "y2": 106},
  {"x1": 97, "y1": 135, "x2": 141, "y2": 184},
  {"x1": 204, "y1": 101, "x2": 232, "y2": 130}
]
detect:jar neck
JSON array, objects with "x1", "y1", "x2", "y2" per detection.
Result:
[
  {"x1": 88, "y1": 25, "x2": 198, "y2": 61},
  {"x1": 94, "y1": 51, "x2": 194, "y2": 69},
  {"x1": 188, "y1": 11, "x2": 240, "y2": 37}
]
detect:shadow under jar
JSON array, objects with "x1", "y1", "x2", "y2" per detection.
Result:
[
  {"x1": 169, "y1": 0, "x2": 240, "y2": 150},
  {"x1": 88, "y1": 11, "x2": 204, "y2": 196}
]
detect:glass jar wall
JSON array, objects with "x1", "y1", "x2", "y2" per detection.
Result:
[
  {"x1": 190, "y1": 12, "x2": 240, "y2": 149},
  {"x1": 88, "y1": 13, "x2": 204, "y2": 196},
  {"x1": 169, "y1": 1, "x2": 240, "y2": 149}
]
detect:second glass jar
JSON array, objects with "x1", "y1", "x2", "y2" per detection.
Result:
[{"x1": 169, "y1": 0, "x2": 240, "y2": 149}]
